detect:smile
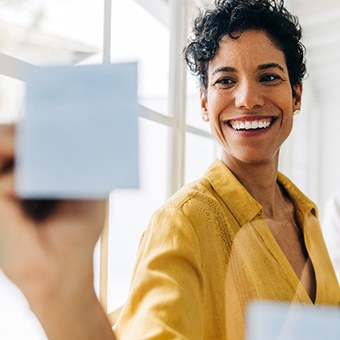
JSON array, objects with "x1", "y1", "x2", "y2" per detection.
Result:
[{"x1": 228, "y1": 118, "x2": 274, "y2": 131}]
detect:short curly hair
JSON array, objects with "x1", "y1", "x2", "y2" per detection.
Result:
[{"x1": 184, "y1": 0, "x2": 306, "y2": 94}]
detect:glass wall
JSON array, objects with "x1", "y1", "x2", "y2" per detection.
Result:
[{"x1": 0, "y1": 0, "x2": 216, "y2": 338}]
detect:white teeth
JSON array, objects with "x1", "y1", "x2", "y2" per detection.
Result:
[{"x1": 230, "y1": 118, "x2": 272, "y2": 131}]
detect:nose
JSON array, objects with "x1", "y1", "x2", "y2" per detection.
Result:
[{"x1": 234, "y1": 80, "x2": 265, "y2": 110}]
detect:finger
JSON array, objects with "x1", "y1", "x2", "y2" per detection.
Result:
[
  {"x1": 0, "y1": 171, "x2": 15, "y2": 198},
  {"x1": 21, "y1": 199, "x2": 60, "y2": 222},
  {"x1": 0, "y1": 124, "x2": 15, "y2": 155},
  {"x1": 54, "y1": 199, "x2": 107, "y2": 231},
  {"x1": 0, "y1": 173, "x2": 37, "y2": 261},
  {"x1": 0, "y1": 124, "x2": 15, "y2": 173},
  {"x1": 46, "y1": 199, "x2": 108, "y2": 246}
]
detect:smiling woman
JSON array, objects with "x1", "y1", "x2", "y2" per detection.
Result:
[
  {"x1": 112, "y1": 1, "x2": 339, "y2": 339},
  {"x1": 0, "y1": 1, "x2": 339, "y2": 340},
  {"x1": 201, "y1": 30, "x2": 301, "y2": 167}
]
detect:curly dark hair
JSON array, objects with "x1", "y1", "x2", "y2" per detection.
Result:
[{"x1": 184, "y1": 0, "x2": 306, "y2": 94}]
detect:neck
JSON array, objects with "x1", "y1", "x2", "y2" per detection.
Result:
[{"x1": 221, "y1": 153, "x2": 281, "y2": 218}]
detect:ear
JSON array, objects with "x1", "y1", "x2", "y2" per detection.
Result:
[
  {"x1": 200, "y1": 88, "x2": 208, "y2": 114},
  {"x1": 293, "y1": 83, "x2": 303, "y2": 111}
]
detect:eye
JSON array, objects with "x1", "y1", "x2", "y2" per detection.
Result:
[
  {"x1": 260, "y1": 74, "x2": 282, "y2": 83},
  {"x1": 214, "y1": 77, "x2": 235, "y2": 87}
]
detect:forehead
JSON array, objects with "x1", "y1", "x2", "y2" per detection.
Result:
[{"x1": 208, "y1": 30, "x2": 287, "y2": 73}]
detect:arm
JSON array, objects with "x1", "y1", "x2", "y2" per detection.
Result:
[
  {"x1": 114, "y1": 207, "x2": 204, "y2": 340},
  {"x1": 0, "y1": 124, "x2": 115, "y2": 339}
]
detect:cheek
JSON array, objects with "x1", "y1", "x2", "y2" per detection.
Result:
[
  {"x1": 207, "y1": 91, "x2": 231, "y2": 118},
  {"x1": 277, "y1": 92, "x2": 295, "y2": 118},
  {"x1": 281, "y1": 109, "x2": 294, "y2": 138}
]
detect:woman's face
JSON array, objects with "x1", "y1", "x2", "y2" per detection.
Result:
[{"x1": 201, "y1": 30, "x2": 302, "y2": 168}]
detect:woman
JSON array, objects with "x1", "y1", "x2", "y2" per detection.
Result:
[
  {"x1": 0, "y1": 0, "x2": 339, "y2": 339},
  {"x1": 113, "y1": 0, "x2": 339, "y2": 339}
]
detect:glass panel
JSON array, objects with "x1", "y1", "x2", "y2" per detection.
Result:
[
  {"x1": 111, "y1": 0, "x2": 170, "y2": 115},
  {"x1": 185, "y1": 132, "x2": 217, "y2": 184},
  {"x1": 107, "y1": 118, "x2": 169, "y2": 312},
  {"x1": 0, "y1": 2, "x2": 104, "y2": 338}
]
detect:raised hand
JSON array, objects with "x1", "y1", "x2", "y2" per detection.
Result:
[{"x1": 0, "y1": 124, "x2": 115, "y2": 339}]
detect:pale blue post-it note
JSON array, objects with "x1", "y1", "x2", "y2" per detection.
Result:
[
  {"x1": 16, "y1": 63, "x2": 139, "y2": 199},
  {"x1": 246, "y1": 300, "x2": 340, "y2": 340}
]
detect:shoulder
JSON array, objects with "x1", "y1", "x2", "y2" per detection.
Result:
[
  {"x1": 153, "y1": 175, "x2": 226, "y2": 226},
  {"x1": 144, "y1": 174, "x2": 233, "y2": 251},
  {"x1": 168, "y1": 176, "x2": 215, "y2": 209}
]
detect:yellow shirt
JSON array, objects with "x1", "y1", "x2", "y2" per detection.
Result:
[{"x1": 113, "y1": 160, "x2": 340, "y2": 339}]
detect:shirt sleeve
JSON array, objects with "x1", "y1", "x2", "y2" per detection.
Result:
[{"x1": 113, "y1": 206, "x2": 205, "y2": 340}]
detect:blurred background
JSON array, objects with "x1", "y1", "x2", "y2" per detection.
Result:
[{"x1": 0, "y1": 0, "x2": 339, "y2": 338}]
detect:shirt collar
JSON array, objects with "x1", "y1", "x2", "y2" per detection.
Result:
[
  {"x1": 277, "y1": 171, "x2": 318, "y2": 218},
  {"x1": 204, "y1": 160, "x2": 317, "y2": 226},
  {"x1": 204, "y1": 160, "x2": 262, "y2": 226}
]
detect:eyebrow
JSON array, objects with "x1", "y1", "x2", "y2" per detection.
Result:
[
  {"x1": 257, "y1": 63, "x2": 285, "y2": 72},
  {"x1": 211, "y1": 66, "x2": 236, "y2": 77},
  {"x1": 211, "y1": 63, "x2": 285, "y2": 77}
]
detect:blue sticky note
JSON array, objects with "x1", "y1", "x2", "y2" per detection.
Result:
[
  {"x1": 246, "y1": 300, "x2": 340, "y2": 340},
  {"x1": 16, "y1": 63, "x2": 139, "y2": 198}
]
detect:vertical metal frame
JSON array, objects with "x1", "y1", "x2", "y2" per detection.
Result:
[
  {"x1": 102, "y1": 0, "x2": 112, "y2": 64},
  {"x1": 99, "y1": 0, "x2": 112, "y2": 312},
  {"x1": 168, "y1": 0, "x2": 189, "y2": 195}
]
